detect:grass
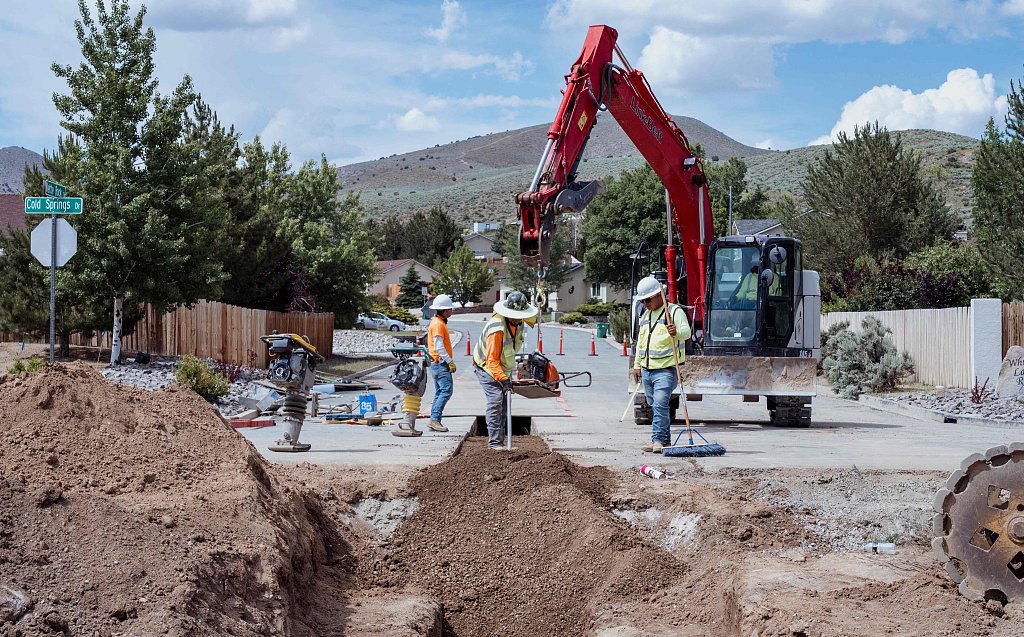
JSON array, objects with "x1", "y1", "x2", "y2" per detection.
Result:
[{"x1": 319, "y1": 354, "x2": 393, "y2": 379}]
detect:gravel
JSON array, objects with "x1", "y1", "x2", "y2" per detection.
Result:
[
  {"x1": 100, "y1": 356, "x2": 261, "y2": 417},
  {"x1": 885, "y1": 388, "x2": 1024, "y2": 422},
  {"x1": 333, "y1": 329, "x2": 401, "y2": 355}
]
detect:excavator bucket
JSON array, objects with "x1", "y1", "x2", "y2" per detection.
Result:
[{"x1": 678, "y1": 355, "x2": 817, "y2": 396}]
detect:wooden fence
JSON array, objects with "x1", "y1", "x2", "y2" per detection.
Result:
[
  {"x1": 821, "y1": 307, "x2": 971, "y2": 388},
  {"x1": 1005, "y1": 302, "x2": 1024, "y2": 357},
  {"x1": 3, "y1": 300, "x2": 334, "y2": 368}
]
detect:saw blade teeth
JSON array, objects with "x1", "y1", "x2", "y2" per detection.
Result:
[
  {"x1": 944, "y1": 559, "x2": 966, "y2": 583},
  {"x1": 1009, "y1": 442, "x2": 1024, "y2": 454},
  {"x1": 960, "y1": 453, "x2": 986, "y2": 472},
  {"x1": 957, "y1": 580, "x2": 985, "y2": 602},
  {"x1": 931, "y1": 511, "x2": 948, "y2": 537},
  {"x1": 945, "y1": 468, "x2": 968, "y2": 493},
  {"x1": 931, "y1": 536, "x2": 948, "y2": 562},
  {"x1": 985, "y1": 445, "x2": 1010, "y2": 461},
  {"x1": 934, "y1": 488, "x2": 953, "y2": 514}
]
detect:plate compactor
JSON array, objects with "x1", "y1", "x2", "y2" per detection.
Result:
[{"x1": 260, "y1": 333, "x2": 323, "y2": 452}]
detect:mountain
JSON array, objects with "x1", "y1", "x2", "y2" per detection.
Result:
[
  {"x1": 744, "y1": 129, "x2": 979, "y2": 225},
  {"x1": 0, "y1": 146, "x2": 44, "y2": 194},
  {"x1": 338, "y1": 115, "x2": 770, "y2": 223}
]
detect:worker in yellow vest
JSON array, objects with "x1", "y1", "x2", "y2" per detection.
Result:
[
  {"x1": 630, "y1": 276, "x2": 691, "y2": 453},
  {"x1": 472, "y1": 291, "x2": 538, "y2": 450},
  {"x1": 426, "y1": 294, "x2": 456, "y2": 432}
]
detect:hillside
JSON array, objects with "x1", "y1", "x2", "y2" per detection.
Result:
[
  {"x1": 338, "y1": 115, "x2": 769, "y2": 223},
  {"x1": 745, "y1": 129, "x2": 979, "y2": 225},
  {"x1": 0, "y1": 146, "x2": 43, "y2": 193}
]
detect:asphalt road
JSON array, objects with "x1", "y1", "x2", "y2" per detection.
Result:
[{"x1": 239, "y1": 315, "x2": 1020, "y2": 473}]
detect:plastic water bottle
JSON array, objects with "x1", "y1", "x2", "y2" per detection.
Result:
[
  {"x1": 640, "y1": 465, "x2": 665, "y2": 480},
  {"x1": 863, "y1": 542, "x2": 896, "y2": 554}
]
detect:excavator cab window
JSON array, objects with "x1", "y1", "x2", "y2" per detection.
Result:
[
  {"x1": 763, "y1": 242, "x2": 797, "y2": 347},
  {"x1": 708, "y1": 246, "x2": 760, "y2": 344}
]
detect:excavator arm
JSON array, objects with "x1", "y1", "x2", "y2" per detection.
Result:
[{"x1": 516, "y1": 24, "x2": 713, "y2": 318}]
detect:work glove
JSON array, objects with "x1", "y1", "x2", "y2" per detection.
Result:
[
  {"x1": 500, "y1": 379, "x2": 513, "y2": 393},
  {"x1": 448, "y1": 361, "x2": 457, "y2": 373}
]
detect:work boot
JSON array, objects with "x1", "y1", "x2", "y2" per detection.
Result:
[
  {"x1": 652, "y1": 442, "x2": 664, "y2": 454},
  {"x1": 428, "y1": 419, "x2": 448, "y2": 432},
  {"x1": 642, "y1": 442, "x2": 657, "y2": 453}
]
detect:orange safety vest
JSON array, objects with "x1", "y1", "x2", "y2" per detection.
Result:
[{"x1": 427, "y1": 315, "x2": 453, "y2": 363}]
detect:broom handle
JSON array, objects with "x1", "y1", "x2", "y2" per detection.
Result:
[{"x1": 658, "y1": 285, "x2": 695, "y2": 445}]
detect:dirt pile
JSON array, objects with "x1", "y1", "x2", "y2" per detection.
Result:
[
  {"x1": 0, "y1": 364, "x2": 350, "y2": 636},
  {"x1": 376, "y1": 436, "x2": 683, "y2": 637}
]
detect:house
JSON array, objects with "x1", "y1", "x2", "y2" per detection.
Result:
[
  {"x1": 730, "y1": 219, "x2": 787, "y2": 236},
  {"x1": 0, "y1": 194, "x2": 26, "y2": 235},
  {"x1": 370, "y1": 259, "x2": 439, "y2": 304},
  {"x1": 496, "y1": 259, "x2": 627, "y2": 313},
  {"x1": 471, "y1": 221, "x2": 501, "y2": 233},
  {"x1": 463, "y1": 232, "x2": 500, "y2": 260}
]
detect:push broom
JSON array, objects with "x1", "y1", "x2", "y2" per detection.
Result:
[{"x1": 657, "y1": 286, "x2": 726, "y2": 458}]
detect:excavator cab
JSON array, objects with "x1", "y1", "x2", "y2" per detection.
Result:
[{"x1": 703, "y1": 236, "x2": 818, "y2": 357}]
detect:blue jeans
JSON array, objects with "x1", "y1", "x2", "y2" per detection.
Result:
[
  {"x1": 642, "y1": 367, "x2": 677, "y2": 445},
  {"x1": 429, "y1": 362, "x2": 453, "y2": 422}
]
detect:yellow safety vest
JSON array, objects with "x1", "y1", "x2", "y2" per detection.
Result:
[
  {"x1": 634, "y1": 304, "x2": 690, "y2": 370},
  {"x1": 472, "y1": 316, "x2": 524, "y2": 380},
  {"x1": 737, "y1": 271, "x2": 782, "y2": 300}
]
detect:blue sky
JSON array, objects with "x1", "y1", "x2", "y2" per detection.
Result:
[{"x1": 0, "y1": 0, "x2": 1021, "y2": 165}]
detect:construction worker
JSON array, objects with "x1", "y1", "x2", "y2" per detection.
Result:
[
  {"x1": 426, "y1": 294, "x2": 456, "y2": 432},
  {"x1": 472, "y1": 291, "x2": 538, "y2": 450},
  {"x1": 630, "y1": 276, "x2": 691, "y2": 453}
]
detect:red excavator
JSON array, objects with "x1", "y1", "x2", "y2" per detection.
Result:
[{"x1": 517, "y1": 25, "x2": 820, "y2": 427}]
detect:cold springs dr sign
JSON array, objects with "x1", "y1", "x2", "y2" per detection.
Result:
[{"x1": 25, "y1": 196, "x2": 84, "y2": 215}]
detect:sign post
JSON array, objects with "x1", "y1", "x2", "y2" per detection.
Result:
[{"x1": 26, "y1": 181, "x2": 80, "y2": 364}]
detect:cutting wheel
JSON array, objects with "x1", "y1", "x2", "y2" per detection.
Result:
[{"x1": 933, "y1": 443, "x2": 1024, "y2": 603}]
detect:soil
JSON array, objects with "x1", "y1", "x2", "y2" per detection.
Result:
[{"x1": 0, "y1": 364, "x2": 1021, "y2": 636}]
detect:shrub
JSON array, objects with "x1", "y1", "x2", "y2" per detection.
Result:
[
  {"x1": 822, "y1": 317, "x2": 914, "y2": 399},
  {"x1": 558, "y1": 312, "x2": 587, "y2": 325},
  {"x1": 576, "y1": 302, "x2": 628, "y2": 317},
  {"x1": 609, "y1": 307, "x2": 630, "y2": 343},
  {"x1": 175, "y1": 355, "x2": 230, "y2": 402},
  {"x1": 7, "y1": 356, "x2": 45, "y2": 374},
  {"x1": 369, "y1": 296, "x2": 419, "y2": 326}
]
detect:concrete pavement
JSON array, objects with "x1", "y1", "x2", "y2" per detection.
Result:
[{"x1": 239, "y1": 315, "x2": 1021, "y2": 474}]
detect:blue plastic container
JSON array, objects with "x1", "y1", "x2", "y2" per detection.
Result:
[{"x1": 358, "y1": 392, "x2": 378, "y2": 415}]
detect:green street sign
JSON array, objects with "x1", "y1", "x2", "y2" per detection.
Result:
[
  {"x1": 24, "y1": 197, "x2": 84, "y2": 215},
  {"x1": 44, "y1": 180, "x2": 66, "y2": 198}
]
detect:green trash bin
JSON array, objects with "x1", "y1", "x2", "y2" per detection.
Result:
[{"x1": 596, "y1": 322, "x2": 609, "y2": 339}]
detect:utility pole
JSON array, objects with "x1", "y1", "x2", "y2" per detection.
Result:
[{"x1": 727, "y1": 183, "x2": 733, "y2": 235}]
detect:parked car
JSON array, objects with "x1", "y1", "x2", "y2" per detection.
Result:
[{"x1": 356, "y1": 312, "x2": 406, "y2": 331}]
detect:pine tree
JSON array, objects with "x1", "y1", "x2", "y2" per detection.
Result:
[
  {"x1": 395, "y1": 263, "x2": 425, "y2": 309},
  {"x1": 50, "y1": 0, "x2": 228, "y2": 362},
  {"x1": 433, "y1": 245, "x2": 496, "y2": 307},
  {"x1": 972, "y1": 76, "x2": 1024, "y2": 300}
]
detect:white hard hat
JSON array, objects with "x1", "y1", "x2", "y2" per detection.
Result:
[
  {"x1": 429, "y1": 294, "x2": 454, "y2": 310},
  {"x1": 635, "y1": 276, "x2": 664, "y2": 301}
]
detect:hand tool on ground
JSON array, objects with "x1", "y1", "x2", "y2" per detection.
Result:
[
  {"x1": 260, "y1": 333, "x2": 323, "y2": 452},
  {"x1": 933, "y1": 444, "x2": 1024, "y2": 603},
  {"x1": 655, "y1": 286, "x2": 726, "y2": 458},
  {"x1": 506, "y1": 388, "x2": 513, "y2": 451}
]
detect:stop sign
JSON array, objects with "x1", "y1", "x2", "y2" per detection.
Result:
[{"x1": 31, "y1": 218, "x2": 78, "y2": 267}]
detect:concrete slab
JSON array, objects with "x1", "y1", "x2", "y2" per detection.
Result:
[{"x1": 240, "y1": 316, "x2": 1019, "y2": 474}]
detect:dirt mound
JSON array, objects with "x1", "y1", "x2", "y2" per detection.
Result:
[
  {"x1": 379, "y1": 436, "x2": 682, "y2": 637},
  {"x1": 0, "y1": 364, "x2": 349, "y2": 636}
]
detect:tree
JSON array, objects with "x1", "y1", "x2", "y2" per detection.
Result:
[
  {"x1": 432, "y1": 245, "x2": 495, "y2": 307},
  {"x1": 972, "y1": 76, "x2": 1024, "y2": 300},
  {"x1": 282, "y1": 159, "x2": 377, "y2": 325},
  {"x1": 369, "y1": 205, "x2": 462, "y2": 266},
  {"x1": 395, "y1": 263, "x2": 425, "y2": 309},
  {"x1": 583, "y1": 164, "x2": 668, "y2": 288},
  {"x1": 0, "y1": 230, "x2": 48, "y2": 339},
  {"x1": 51, "y1": 0, "x2": 229, "y2": 362},
  {"x1": 783, "y1": 122, "x2": 958, "y2": 298},
  {"x1": 494, "y1": 224, "x2": 573, "y2": 302},
  {"x1": 705, "y1": 158, "x2": 770, "y2": 236}
]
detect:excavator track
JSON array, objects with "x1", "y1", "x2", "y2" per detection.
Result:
[{"x1": 933, "y1": 444, "x2": 1024, "y2": 604}]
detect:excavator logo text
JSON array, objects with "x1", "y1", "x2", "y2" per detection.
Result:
[{"x1": 630, "y1": 96, "x2": 664, "y2": 144}]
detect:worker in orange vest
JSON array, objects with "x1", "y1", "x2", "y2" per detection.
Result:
[{"x1": 426, "y1": 294, "x2": 456, "y2": 432}]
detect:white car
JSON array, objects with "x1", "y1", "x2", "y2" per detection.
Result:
[{"x1": 356, "y1": 312, "x2": 406, "y2": 331}]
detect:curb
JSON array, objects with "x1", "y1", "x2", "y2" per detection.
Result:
[
  {"x1": 351, "y1": 358, "x2": 398, "y2": 379},
  {"x1": 859, "y1": 394, "x2": 1024, "y2": 428}
]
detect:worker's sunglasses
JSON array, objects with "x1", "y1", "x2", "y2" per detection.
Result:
[{"x1": 641, "y1": 297, "x2": 656, "y2": 305}]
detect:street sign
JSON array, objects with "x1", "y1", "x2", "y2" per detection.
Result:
[
  {"x1": 24, "y1": 197, "x2": 83, "y2": 215},
  {"x1": 44, "y1": 180, "x2": 66, "y2": 198},
  {"x1": 31, "y1": 218, "x2": 77, "y2": 267}
]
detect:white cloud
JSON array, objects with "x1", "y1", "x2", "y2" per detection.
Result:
[
  {"x1": 423, "y1": 94, "x2": 558, "y2": 110},
  {"x1": 809, "y1": 68, "x2": 1007, "y2": 145},
  {"x1": 387, "y1": 108, "x2": 441, "y2": 132},
  {"x1": 425, "y1": 0, "x2": 467, "y2": 42},
  {"x1": 146, "y1": 0, "x2": 300, "y2": 31},
  {"x1": 436, "y1": 50, "x2": 532, "y2": 81},
  {"x1": 755, "y1": 138, "x2": 776, "y2": 150},
  {"x1": 1003, "y1": 0, "x2": 1024, "y2": 16},
  {"x1": 638, "y1": 27, "x2": 775, "y2": 94}
]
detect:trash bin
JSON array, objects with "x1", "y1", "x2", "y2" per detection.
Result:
[{"x1": 596, "y1": 322, "x2": 609, "y2": 338}]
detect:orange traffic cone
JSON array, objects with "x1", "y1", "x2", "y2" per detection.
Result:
[
  {"x1": 589, "y1": 331, "x2": 598, "y2": 356},
  {"x1": 465, "y1": 331, "x2": 471, "y2": 356},
  {"x1": 557, "y1": 329, "x2": 564, "y2": 356}
]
